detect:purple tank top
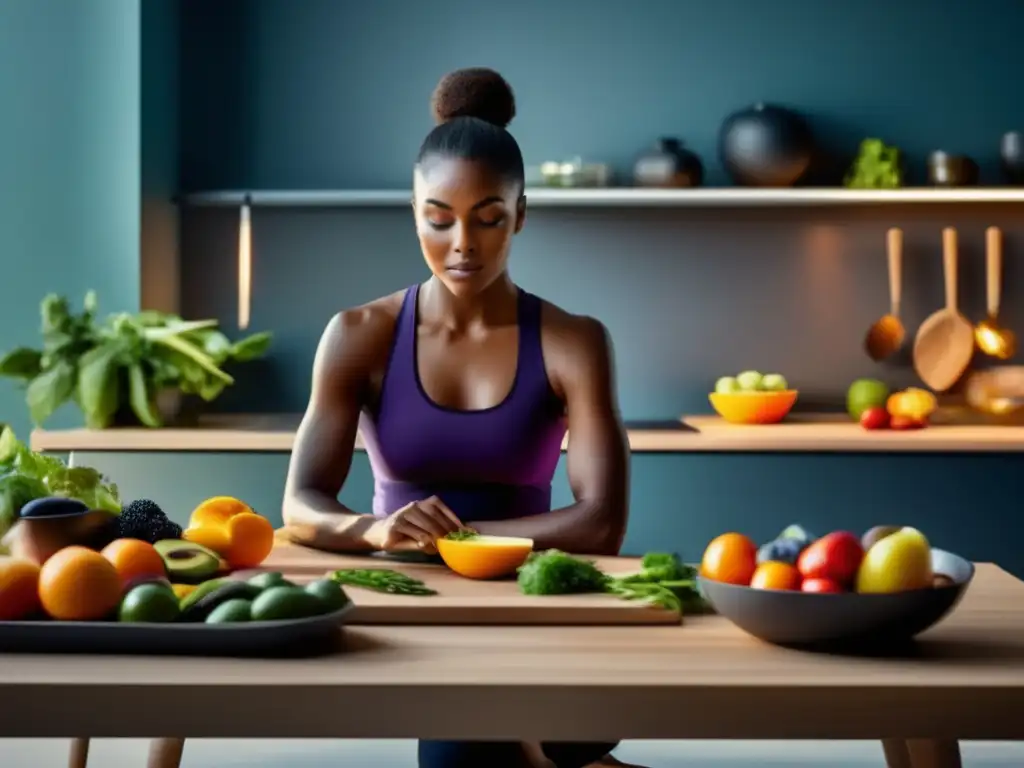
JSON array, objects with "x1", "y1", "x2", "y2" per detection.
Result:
[{"x1": 358, "y1": 284, "x2": 567, "y2": 522}]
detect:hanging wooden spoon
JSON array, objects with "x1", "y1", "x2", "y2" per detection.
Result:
[
  {"x1": 913, "y1": 227, "x2": 974, "y2": 392},
  {"x1": 974, "y1": 226, "x2": 1017, "y2": 360},
  {"x1": 865, "y1": 227, "x2": 905, "y2": 360}
]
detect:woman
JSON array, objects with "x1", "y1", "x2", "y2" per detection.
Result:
[{"x1": 282, "y1": 68, "x2": 638, "y2": 768}]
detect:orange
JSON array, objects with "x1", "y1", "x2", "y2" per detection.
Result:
[
  {"x1": 184, "y1": 511, "x2": 274, "y2": 569},
  {"x1": 101, "y1": 539, "x2": 167, "y2": 587},
  {"x1": 750, "y1": 561, "x2": 802, "y2": 591},
  {"x1": 700, "y1": 532, "x2": 758, "y2": 585},
  {"x1": 189, "y1": 496, "x2": 254, "y2": 528},
  {"x1": 436, "y1": 535, "x2": 534, "y2": 580},
  {"x1": 38, "y1": 546, "x2": 123, "y2": 621},
  {"x1": 0, "y1": 556, "x2": 43, "y2": 620}
]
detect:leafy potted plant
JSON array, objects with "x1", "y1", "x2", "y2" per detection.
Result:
[{"x1": 0, "y1": 292, "x2": 271, "y2": 429}]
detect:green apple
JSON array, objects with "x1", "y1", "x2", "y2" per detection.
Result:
[
  {"x1": 846, "y1": 378, "x2": 890, "y2": 421},
  {"x1": 761, "y1": 373, "x2": 788, "y2": 392},
  {"x1": 714, "y1": 376, "x2": 742, "y2": 394},
  {"x1": 855, "y1": 526, "x2": 933, "y2": 594},
  {"x1": 735, "y1": 370, "x2": 763, "y2": 392}
]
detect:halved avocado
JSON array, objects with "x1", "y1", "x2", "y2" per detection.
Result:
[{"x1": 154, "y1": 539, "x2": 221, "y2": 584}]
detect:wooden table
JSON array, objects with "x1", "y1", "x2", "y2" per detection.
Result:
[{"x1": 3, "y1": 560, "x2": 1023, "y2": 768}]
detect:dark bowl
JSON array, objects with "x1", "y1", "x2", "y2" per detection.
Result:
[{"x1": 698, "y1": 548, "x2": 974, "y2": 650}]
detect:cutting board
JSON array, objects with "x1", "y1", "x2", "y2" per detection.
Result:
[{"x1": 244, "y1": 542, "x2": 681, "y2": 626}]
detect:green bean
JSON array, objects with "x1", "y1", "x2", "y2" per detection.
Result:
[{"x1": 329, "y1": 568, "x2": 437, "y2": 596}]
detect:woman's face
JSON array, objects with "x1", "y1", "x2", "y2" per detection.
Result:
[{"x1": 413, "y1": 156, "x2": 525, "y2": 297}]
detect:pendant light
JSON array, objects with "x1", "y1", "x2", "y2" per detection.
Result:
[{"x1": 238, "y1": 193, "x2": 252, "y2": 330}]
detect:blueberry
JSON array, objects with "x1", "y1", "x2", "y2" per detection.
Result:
[{"x1": 756, "y1": 537, "x2": 803, "y2": 565}]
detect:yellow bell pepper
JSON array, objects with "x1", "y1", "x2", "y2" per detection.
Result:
[{"x1": 886, "y1": 387, "x2": 937, "y2": 421}]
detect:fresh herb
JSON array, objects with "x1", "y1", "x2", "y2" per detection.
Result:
[
  {"x1": 0, "y1": 425, "x2": 121, "y2": 541},
  {"x1": 0, "y1": 291, "x2": 272, "y2": 429},
  {"x1": 517, "y1": 549, "x2": 709, "y2": 615},
  {"x1": 329, "y1": 568, "x2": 437, "y2": 596},
  {"x1": 443, "y1": 528, "x2": 480, "y2": 541},
  {"x1": 517, "y1": 549, "x2": 611, "y2": 595}
]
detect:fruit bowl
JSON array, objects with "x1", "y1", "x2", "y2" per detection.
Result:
[
  {"x1": 436, "y1": 535, "x2": 534, "y2": 580},
  {"x1": 699, "y1": 548, "x2": 974, "y2": 649},
  {"x1": 708, "y1": 390, "x2": 798, "y2": 424}
]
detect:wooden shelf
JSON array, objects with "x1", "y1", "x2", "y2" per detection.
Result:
[
  {"x1": 179, "y1": 187, "x2": 1024, "y2": 209},
  {"x1": 29, "y1": 413, "x2": 1024, "y2": 454}
]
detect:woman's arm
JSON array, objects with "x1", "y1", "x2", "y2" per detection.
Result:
[
  {"x1": 468, "y1": 316, "x2": 629, "y2": 555},
  {"x1": 280, "y1": 309, "x2": 388, "y2": 552}
]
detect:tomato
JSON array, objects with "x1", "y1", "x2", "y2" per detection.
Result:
[
  {"x1": 859, "y1": 406, "x2": 890, "y2": 430},
  {"x1": 796, "y1": 531, "x2": 864, "y2": 586},
  {"x1": 700, "y1": 532, "x2": 758, "y2": 585},
  {"x1": 801, "y1": 577, "x2": 845, "y2": 594},
  {"x1": 890, "y1": 414, "x2": 926, "y2": 430},
  {"x1": 750, "y1": 561, "x2": 801, "y2": 591}
]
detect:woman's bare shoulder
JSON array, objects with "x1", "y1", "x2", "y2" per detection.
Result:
[
  {"x1": 536, "y1": 298, "x2": 615, "y2": 397},
  {"x1": 317, "y1": 289, "x2": 408, "y2": 372}
]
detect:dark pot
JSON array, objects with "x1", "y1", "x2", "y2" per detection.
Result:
[
  {"x1": 1001, "y1": 131, "x2": 1024, "y2": 185},
  {"x1": 718, "y1": 103, "x2": 815, "y2": 187},
  {"x1": 927, "y1": 151, "x2": 979, "y2": 187},
  {"x1": 632, "y1": 137, "x2": 704, "y2": 188}
]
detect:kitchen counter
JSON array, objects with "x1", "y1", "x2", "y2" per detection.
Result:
[{"x1": 29, "y1": 412, "x2": 1024, "y2": 453}]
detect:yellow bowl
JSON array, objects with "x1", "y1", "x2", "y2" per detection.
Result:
[
  {"x1": 709, "y1": 390, "x2": 799, "y2": 424},
  {"x1": 436, "y1": 535, "x2": 535, "y2": 580}
]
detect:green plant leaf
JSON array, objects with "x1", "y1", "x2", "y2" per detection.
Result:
[
  {"x1": 25, "y1": 359, "x2": 76, "y2": 425},
  {"x1": 0, "y1": 347, "x2": 43, "y2": 381},
  {"x1": 230, "y1": 331, "x2": 272, "y2": 362},
  {"x1": 128, "y1": 361, "x2": 162, "y2": 428},
  {"x1": 149, "y1": 333, "x2": 233, "y2": 384},
  {"x1": 77, "y1": 343, "x2": 122, "y2": 429}
]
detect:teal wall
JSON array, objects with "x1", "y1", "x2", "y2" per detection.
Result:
[
  {"x1": 0, "y1": 0, "x2": 142, "y2": 437},
  {"x1": 167, "y1": 1, "x2": 1024, "y2": 574}
]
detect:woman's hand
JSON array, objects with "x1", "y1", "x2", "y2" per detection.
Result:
[{"x1": 370, "y1": 496, "x2": 463, "y2": 553}]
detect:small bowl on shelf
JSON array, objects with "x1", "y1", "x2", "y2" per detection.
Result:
[
  {"x1": 436, "y1": 535, "x2": 534, "y2": 580},
  {"x1": 708, "y1": 390, "x2": 799, "y2": 424},
  {"x1": 698, "y1": 548, "x2": 974, "y2": 650}
]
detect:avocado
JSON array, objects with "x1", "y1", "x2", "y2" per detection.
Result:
[
  {"x1": 205, "y1": 598, "x2": 253, "y2": 624},
  {"x1": 154, "y1": 539, "x2": 221, "y2": 583},
  {"x1": 179, "y1": 581, "x2": 263, "y2": 622},
  {"x1": 303, "y1": 578, "x2": 350, "y2": 612},
  {"x1": 247, "y1": 571, "x2": 295, "y2": 590},
  {"x1": 250, "y1": 585, "x2": 330, "y2": 622}
]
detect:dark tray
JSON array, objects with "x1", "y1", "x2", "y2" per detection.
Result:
[{"x1": 0, "y1": 604, "x2": 354, "y2": 657}]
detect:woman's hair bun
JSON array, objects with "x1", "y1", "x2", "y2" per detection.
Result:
[{"x1": 430, "y1": 68, "x2": 516, "y2": 129}]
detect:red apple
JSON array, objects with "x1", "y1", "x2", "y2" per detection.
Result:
[
  {"x1": 801, "y1": 577, "x2": 845, "y2": 593},
  {"x1": 859, "y1": 406, "x2": 890, "y2": 430},
  {"x1": 797, "y1": 531, "x2": 864, "y2": 586}
]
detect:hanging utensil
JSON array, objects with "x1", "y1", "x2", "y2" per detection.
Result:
[
  {"x1": 912, "y1": 227, "x2": 974, "y2": 392},
  {"x1": 974, "y1": 226, "x2": 1017, "y2": 360},
  {"x1": 864, "y1": 227, "x2": 906, "y2": 360}
]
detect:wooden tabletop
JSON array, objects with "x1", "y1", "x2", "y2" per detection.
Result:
[
  {"x1": 30, "y1": 411, "x2": 1024, "y2": 454},
  {"x1": 1, "y1": 562, "x2": 1023, "y2": 741}
]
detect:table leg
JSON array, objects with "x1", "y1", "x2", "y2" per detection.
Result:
[
  {"x1": 67, "y1": 737, "x2": 90, "y2": 768},
  {"x1": 147, "y1": 738, "x2": 185, "y2": 768},
  {"x1": 906, "y1": 739, "x2": 962, "y2": 768}
]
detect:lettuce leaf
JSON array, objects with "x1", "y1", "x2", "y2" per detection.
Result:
[{"x1": 0, "y1": 426, "x2": 120, "y2": 541}]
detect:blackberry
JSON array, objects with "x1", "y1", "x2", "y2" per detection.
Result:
[{"x1": 118, "y1": 499, "x2": 180, "y2": 543}]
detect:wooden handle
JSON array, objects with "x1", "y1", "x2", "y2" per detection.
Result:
[
  {"x1": 986, "y1": 226, "x2": 1002, "y2": 317},
  {"x1": 887, "y1": 227, "x2": 903, "y2": 317},
  {"x1": 943, "y1": 227, "x2": 958, "y2": 311}
]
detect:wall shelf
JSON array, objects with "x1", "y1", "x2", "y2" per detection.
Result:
[{"x1": 180, "y1": 187, "x2": 1024, "y2": 208}]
